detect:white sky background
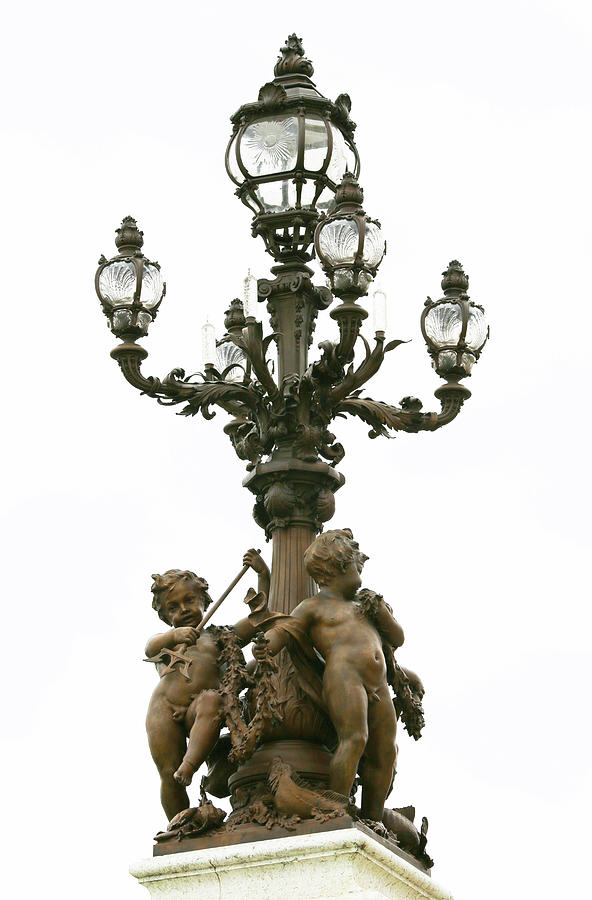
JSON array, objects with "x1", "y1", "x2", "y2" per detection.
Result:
[{"x1": 1, "y1": 0, "x2": 591, "y2": 896}]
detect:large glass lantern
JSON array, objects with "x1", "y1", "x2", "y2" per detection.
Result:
[
  {"x1": 421, "y1": 260, "x2": 488, "y2": 380},
  {"x1": 314, "y1": 173, "x2": 386, "y2": 299},
  {"x1": 226, "y1": 34, "x2": 359, "y2": 262},
  {"x1": 95, "y1": 217, "x2": 165, "y2": 341}
]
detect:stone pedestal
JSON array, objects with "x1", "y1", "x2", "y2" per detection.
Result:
[{"x1": 130, "y1": 828, "x2": 453, "y2": 899}]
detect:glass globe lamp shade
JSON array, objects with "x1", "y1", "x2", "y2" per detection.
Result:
[
  {"x1": 227, "y1": 115, "x2": 357, "y2": 217},
  {"x1": 421, "y1": 261, "x2": 488, "y2": 380},
  {"x1": 95, "y1": 217, "x2": 165, "y2": 341},
  {"x1": 314, "y1": 173, "x2": 386, "y2": 299}
]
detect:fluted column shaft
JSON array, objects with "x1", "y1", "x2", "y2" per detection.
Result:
[{"x1": 268, "y1": 524, "x2": 317, "y2": 615}]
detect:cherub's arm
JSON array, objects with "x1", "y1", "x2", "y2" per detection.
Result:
[
  {"x1": 252, "y1": 599, "x2": 314, "y2": 658},
  {"x1": 358, "y1": 590, "x2": 404, "y2": 649},
  {"x1": 145, "y1": 627, "x2": 197, "y2": 658},
  {"x1": 375, "y1": 600, "x2": 405, "y2": 649},
  {"x1": 243, "y1": 548, "x2": 270, "y2": 598},
  {"x1": 253, "y1": 622, "x2": 289, "y2": 657}
]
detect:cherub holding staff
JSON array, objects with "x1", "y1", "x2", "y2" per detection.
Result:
[{"x1": 144, "y1": 549, "x2": 269, "y2": 820}]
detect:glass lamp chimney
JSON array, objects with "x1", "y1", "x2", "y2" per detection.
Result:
[
  {"x1": 243, "y1": 270, "x2": 258, "y2": 320},
  {"x1": 373, "y1": 288, "x2": 387, "y2": 335},
  {"x1": 201, "y1": 320, "x2": 217, "y2": 367}
]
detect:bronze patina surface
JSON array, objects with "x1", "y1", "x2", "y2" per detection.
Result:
[{"x1": 95, "y1": 34, "x2": 488, "y2": 875}]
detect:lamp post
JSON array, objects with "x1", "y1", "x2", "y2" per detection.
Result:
[{"x1": 95, "y1": 32, "x2": 488, "y2": 828}]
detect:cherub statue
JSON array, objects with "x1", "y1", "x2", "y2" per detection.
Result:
[
  {"x1": 253, "y1": 529, "x2": 416, "y2": 824},
  {"x1": 145, "y1": 549, "x2": 269, "y2": 820}
]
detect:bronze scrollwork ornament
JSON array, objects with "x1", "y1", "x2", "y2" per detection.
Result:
[{"x1": 95, "y1": 35, "x2": 488, "y2": 874}]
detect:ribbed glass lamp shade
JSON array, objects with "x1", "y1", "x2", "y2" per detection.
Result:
[
  {"x1": 465, "y1": 305, "x2": 488, "y2": 351},
  {"x1": 424, "y1": 302, "x2": 488, "y2": 353},
  {"x1": 363, "y1": 223, "x2": 386, "y2": 268},
  {"x1": 318, "y1": 219, "x2": 359, "y2": 265},
  {"x1": 98, "y1": 260, "x2": 136, "y2": 306},
  {"x1": 424, "y1": 302, "x2": 463, "y2": 348},
  {"x1": 434, "y1": 349, "x2": 477, "y2": 375},
  {"x1": 216, "y1": 341, "x2": 245, "y2": 382},
  {"x1": 98, "y1": 260, "x2": 163, "y2": 310},
  {"x1": 140, "y1": 264, "x2": 163, "y2": 308}
]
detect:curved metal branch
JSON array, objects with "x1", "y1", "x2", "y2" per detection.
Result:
[
  {"x1": 110, "y1": 342, "x2": 259, "y2": 420},
  {"x1": 329, "y1": 335, "x2": 407, "y2": 405},
  {"x1": 229, "y1": 321, "x2": 279, "y2": 402},
  {"x1": 334, "y1": 383, "x2": 471, "y2": 438},
  {"x1": 432, "y1": 383, "x2": 472, "y2": 428}
]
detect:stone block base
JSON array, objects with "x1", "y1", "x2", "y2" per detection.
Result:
[{"x1": 130, "y1": 828, "x2": 453, "y2": 899}]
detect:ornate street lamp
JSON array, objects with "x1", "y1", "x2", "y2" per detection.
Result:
[
  {"x1": 95, "y1": 32, "x2": 488, "y2": 608},
  {"x1": 96, "y1": 35, "x2": 488, "y2": 865}
]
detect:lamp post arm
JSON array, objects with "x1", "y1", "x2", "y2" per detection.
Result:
[
  {"x1": 333, "y1": 382, "x2": 471, "y2": 438},
  {"x1": 110, "y1": 342, "x2": 259, "y2": 421}
]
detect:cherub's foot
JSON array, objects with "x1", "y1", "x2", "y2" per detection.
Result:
[{"x1": 174, "y1": 762, "x2": 195, "y2": 786}]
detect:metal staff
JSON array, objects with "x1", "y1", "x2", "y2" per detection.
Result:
[{"x1": 196, "y1": 551, "x2": 261, "y2": 634}]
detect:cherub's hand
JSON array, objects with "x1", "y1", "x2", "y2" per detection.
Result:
[
  {"x1": 252, "y1": 634, "x2": 269, "y2": 661},
  {"x1": 171, "y1": 626, "x2": 198, "y2": 646},
  {"x1": 243, "y1": 548, "x2": 266, "y2": 574}
]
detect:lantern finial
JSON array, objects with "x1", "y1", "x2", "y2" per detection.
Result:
[
  {"x1": 115, "y1": 216, "x2": 144, "y2": 254},
  {"x1": 334, "y1": 172, "x2": 365, "y2": 210},
  {"x1": 224, "y1": 299, "x2": 246, "y2": 333},
  {"x1": 274, "y1": 34, "x2": 314, "y2": 78},
  {"x1": 441, "y1": 260, "x2": 469, "y2": 296}
]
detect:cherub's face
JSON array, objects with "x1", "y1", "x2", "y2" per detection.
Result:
[
  {"x1": 162, "y1": 582, "x2": 206, "y2": 628},
  {"x1": 349, "y1": 538, "x2": 369, "y2": 574},
  {"x1": 340, "y1": 560, "x2": 363, "y2": 599}
]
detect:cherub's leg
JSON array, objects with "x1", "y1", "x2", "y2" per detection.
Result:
[
  {"x1": 359, "y1": 686, "x2": 397, "y2": 822},
  {"x1": 174, "y1": 690, "x2": 223, "y2": 787},
  {"x1": 324, "y1": 672, "x2": 369, "y2": 797},
  {"x1": 146, "y1": 698, "x2": 189, "y2": 821}
]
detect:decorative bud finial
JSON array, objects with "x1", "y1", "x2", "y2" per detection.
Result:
[
  {"x1": 224, "y1": 298, "x2": 246, "y2": 333},
  {"x1": 441, "y1": 260, "x2": 469, "y2": 296},
  {"x1": 274, "y1": 34, "x2": 314, "y2": 77},
  {"x1": 334, "y1": 172, "x2": 365, "y2": 210},
  {"x1": 115, "y1": 216, "x2": 144, "y2": 254}
]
